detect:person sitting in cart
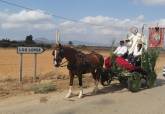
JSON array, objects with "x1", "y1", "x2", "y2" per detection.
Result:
[
  {"x1": 113, "y1": 40, "x2": 128, "y2": 58},
  {"x1": 131, "y1": 42, "x2": 143, "y2": 66}
]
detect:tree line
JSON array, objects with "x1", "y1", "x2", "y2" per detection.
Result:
[{"x1": 0, "y1": 35, "x2": 52, "y2": 48}]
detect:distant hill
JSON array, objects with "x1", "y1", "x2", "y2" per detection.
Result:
[
  {"x1": 61, "y1": 40, "x2": 112, "y2": 46},
  {"x1": 35, "y1": 37, "x2": 52, "y2": 44},
  {"x1": 0, "y1": 35, "x2": 52, "y2": 48}
]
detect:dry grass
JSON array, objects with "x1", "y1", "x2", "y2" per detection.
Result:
[
  {"x1": 31, "y1": 82, "x2": 56, "y2": 94},
  {"x1": 0, "y1": 48, "x2": 68, "y2": 80},
  {"x1": 155, "y1": 53, "x2": 165, "y2": 74}
]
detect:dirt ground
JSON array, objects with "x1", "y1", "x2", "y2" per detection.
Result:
[
  {"x1": 0, "y1": 48, "x2": 164, "y2": 99},
  {"x1": 0, "y1": 75, "x2": 165, "y2": 114}
]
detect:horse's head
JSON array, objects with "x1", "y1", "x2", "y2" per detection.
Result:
[{"x1": 52, "y1": 43, "x2": 65, "y2": 67}]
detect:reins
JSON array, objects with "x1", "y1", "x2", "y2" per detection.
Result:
[{"x1": 59, "y1": 60, "x2": 68, "y2": 67}]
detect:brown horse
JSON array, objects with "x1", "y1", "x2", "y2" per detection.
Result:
[{"x1": 52, "y1": 44, "x2": 104, "y2": 98}]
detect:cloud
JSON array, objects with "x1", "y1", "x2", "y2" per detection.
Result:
[
  {"x1": 59, "y1": 15, "x2": 145, "y2": 38},
  {"x1": 0, "y1": 9, "x2": 165, "y2": 45},
  {"x1": 59, "y1": 15, "x2": 165, "y2": 45},
  {"x1": 0, "y1": 10, "x2": 55, "y2": 30},
  {"x1": 59, "y1": 16, "x2": 139, "y2": 46},
  {"x1": 132, "y1": 0, "x2": 165, "y2": 5},
  {"x1": 153, "y1": 19, "x2": 165, "y2": 27}
]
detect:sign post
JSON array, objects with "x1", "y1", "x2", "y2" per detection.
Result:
[
  {"x1": 34, "y1": 53, "x2": 37, "y2": 81},
  {"x1": 19, "y1": 54, "x2": 23, "y2": 82},
  {"x1": 17, "y1": 47, "x2": 44, "y2": 82}
]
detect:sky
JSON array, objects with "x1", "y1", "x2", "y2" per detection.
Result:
[{"x1": 0, "y1": 0, "x2": 165, "y2": 45}]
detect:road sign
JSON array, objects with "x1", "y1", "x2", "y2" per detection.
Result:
[
  {"x1": 17, "y1": 46, "x2": 44, "y2": 82},
  {"x1": 17, "y1": 47, "x2": 44, "y2": 54}
]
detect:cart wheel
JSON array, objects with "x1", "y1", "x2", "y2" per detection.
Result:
[
  {"x1": 146, "y1": 72, "x2": 156, "y2": 88},
  {"x1": 118, "y1": 77, "x2": 128, "y2": 86},
  {"x1": 101, "y1": 79, "x2": 111, "y2": 86},
  {"x1": 107, "y1": 78, "x2": 112, "y2": 84},
  {"x1": 128, "y1": 75, "x2": 141, "y2": 92},
  {"x1": 100, "y1": 69, "x2": 112, "y2": 86},
  {"x1": 141, "y1": 78, "x2": 147, "y2": 88}
]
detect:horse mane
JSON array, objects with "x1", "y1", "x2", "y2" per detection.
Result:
[
  {"x1": 63, "y1": 45, "x2": 87, "y2": 55},
  {"x1": 62, "y1": 45, "x2": 90, "y2": 64},
  {"x1": 63, "y1": 45, "x2": 79, "y2": 53}
]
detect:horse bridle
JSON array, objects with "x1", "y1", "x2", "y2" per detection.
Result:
[
  {"x1": 54, "y1": 48, "x2": 68, "y2": 67},
  {"x1": 58, "y1": 60, "x2": 68, "y2": 67}
]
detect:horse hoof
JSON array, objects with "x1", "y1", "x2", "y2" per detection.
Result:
[
  {"x1": 92, "y1": 89, "x2": 98, "y2": 94},
  {"x1": 65, "y1": 95, "x2": 71, "y2": 98},
  {"x1": 78, "y1": 94, "x2": 83, "y2": 98},
  {"x1": 65, "y1": 93, "x2": 72, "y2": 98},
  {"x1": 92, "y1": 91, "x2": 97, "y2": 94}
]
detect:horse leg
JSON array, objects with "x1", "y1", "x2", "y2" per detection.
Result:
[
  {"x1": 78, "y1": 74, "x2": 83, "y2": 98},
  {"x1": 65, "y1": 71, "x2": 74, "y2": 98},
  {"x1": 92, "y1": 70, "x2": 99, "y2": 93},
  {"x1": 93, "y1": 80, "x2": 99, "y2": 93}
]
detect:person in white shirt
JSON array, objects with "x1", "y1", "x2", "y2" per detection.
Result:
[
  {"x1": 132, "y1": 43, "x2": 143, "y2": 66},
  {"x1": 133, "y1": 43, "x2": 142, "y2": 57},
  {"x1": 114, "y1": 40, "x2": 128, "y2": 58}
]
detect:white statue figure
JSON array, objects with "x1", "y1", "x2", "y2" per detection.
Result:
[{"x1": 126, "y1": 27, "x2": 146, "y2": 55}]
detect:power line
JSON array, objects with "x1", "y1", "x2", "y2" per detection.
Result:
[
  {"x1": 0, "y1": 0, "x2": 106, "y2": 27},
  {"x1": 0, "y1": 0, "x2": 33, "y2": 10}
]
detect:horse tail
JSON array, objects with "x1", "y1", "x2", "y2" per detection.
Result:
[
  {"x1": 95, "y1": 54, "x2": 104, "y2": 81},
  {"x1": 92, "y1": 52, "x2": 104, "y2": 67},
  {"x1": 90, "y1": 52, "x2": 104, "y2": 81}
]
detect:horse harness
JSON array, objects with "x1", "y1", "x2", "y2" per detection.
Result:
[{"x1": 67, "y1": 52, "x2": 93, "y2": 72}]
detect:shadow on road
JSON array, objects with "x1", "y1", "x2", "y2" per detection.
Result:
[
  {"x1": 84, "y1": 83, "x2": 127, "y2": 98},
  {"x1": 155, "y1": 78, "x2": 165, "y2": 87},
  {"x1": 84, "y1": 77, "x2": 165, "y2": 98}
]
